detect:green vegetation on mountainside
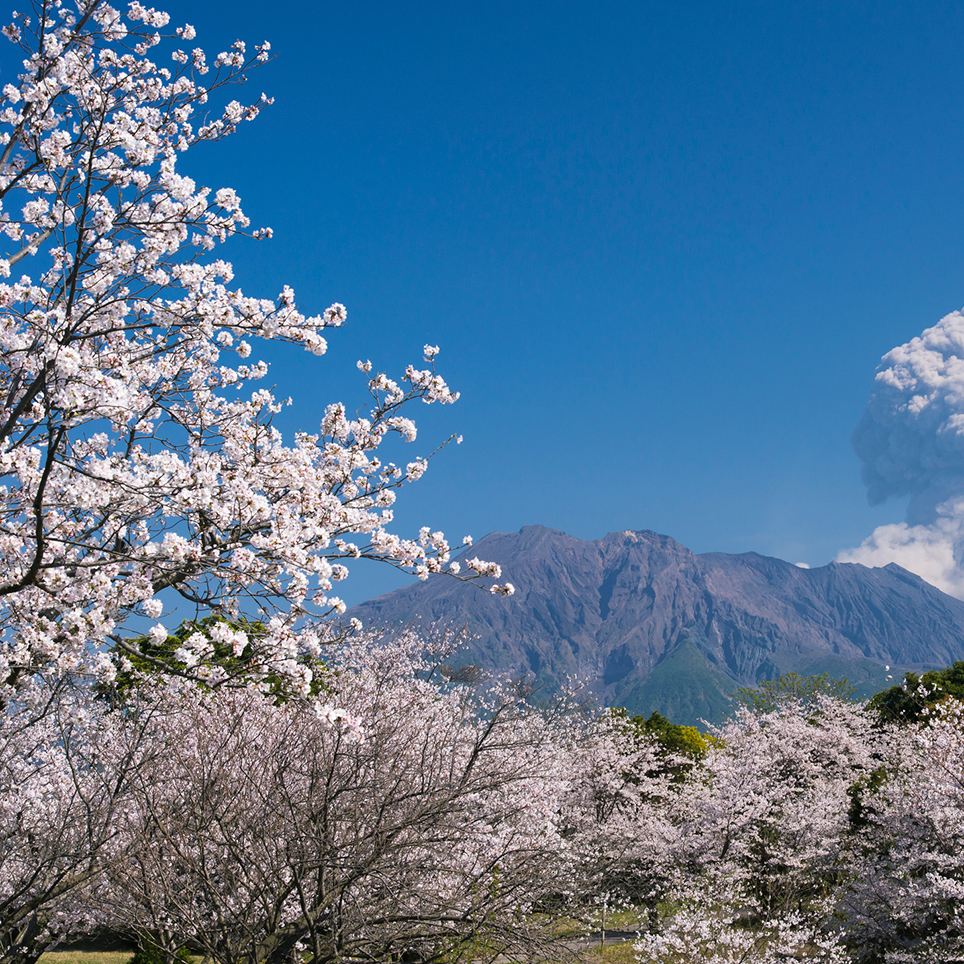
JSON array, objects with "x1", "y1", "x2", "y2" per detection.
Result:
[{"x1": 612, "y1": 638, "x2": 736, "y2": 727}]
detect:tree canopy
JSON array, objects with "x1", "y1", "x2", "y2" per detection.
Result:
[
  {"x1": 0, "y1": 0, "x2": 510, "y2": 702},
  {"x1": 736, "y1": 671, "x2": 857, "y2": 715},
  {"x1": 867, "y1": 660, "x2": 964, "y2": 724}
]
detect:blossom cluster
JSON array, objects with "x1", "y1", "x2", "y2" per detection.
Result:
[
  {"x1": 5, "y1": 633, "x2": 964, "y2": 964},
  {"x1": 0, "y1": 1, "x2": 508, "y2": 697},
  {"x1": 4, "y1": 630, "x2": 607, "y2": 963}
]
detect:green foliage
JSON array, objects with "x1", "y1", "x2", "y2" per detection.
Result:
[
  {"x1": 103, "y1": 615, "x2": 328, "y2": 703},
  {"x1": 632, "y1": 711, "x2": 708, "y2": 761},
  {"x1": 129, "y1": 936, "x2": 192, "y2": 964},
  {"x1": 736, "y1": 671, "x2": 856, "y2": 715},
  {"x1": 846, "y1": 764, "x2": 890, "y2": 832},
  {"x1": 606, "y1": 709, "x2": 710, "y2": 781},
  {"x1": 867, "y1": 660, "x2": 964, "y2": 724}
]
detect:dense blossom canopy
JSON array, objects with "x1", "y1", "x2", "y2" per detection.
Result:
[
  {"x1": 1, "y1": 7, "x2": 962, "y2": 964},
  {"x1": 0, "y1": 0, "x2": 510, "y2": 699}
]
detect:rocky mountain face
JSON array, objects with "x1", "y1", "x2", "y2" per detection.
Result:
[{"x1": 347, "y1": 526, "x2": 964, "y2": 725}]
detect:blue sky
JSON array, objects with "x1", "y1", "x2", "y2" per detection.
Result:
[{"x1": 148, "y1": 0, "x2": 964, "y2": 603}]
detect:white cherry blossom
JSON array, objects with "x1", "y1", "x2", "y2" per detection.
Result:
[{"x1": 0, "y1": 0, "x2": 508, "y2": 697}]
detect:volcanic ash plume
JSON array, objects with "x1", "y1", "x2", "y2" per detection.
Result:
[{"x1": 837, "y1": 309, "x2": 964, "y2": 599}]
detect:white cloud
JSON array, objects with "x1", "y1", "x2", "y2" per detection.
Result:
[
  {"x1": 851, "y1": 309, "x2": 964, "y2": 523},
  {"x1": 839, "y1": 309, "x2": 964, "y2": 599},
  {"x1": 836, "y1": 499, "x2": 964, "y2": 598}
]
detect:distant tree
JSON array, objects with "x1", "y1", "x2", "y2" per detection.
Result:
[
  {"x1": 599, "y1": 709, "x2": 709, "y2": 785},
  {"x1": 737, "y1": 672, "x2": 856, "y2": 715},
  {"x1": 638, "y1": 695, "x2": 878, "y2": 964},
  {"x1": 560, "y1": 709, "x2": 678, "y2": 933},
  {"x1": 868, "y1": 660, "x2": 964, "y2": 724},
  {"x1": 632, "y1": 710, "x2": 708, "y2": 763},
  {"x1": 677, "y1": 695, "x2": 877, "y2": 919},
  {"x1": 839, "y1": 697, "x2": 964, "y2": 963}
]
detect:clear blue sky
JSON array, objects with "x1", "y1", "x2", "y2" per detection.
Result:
[{"x1": 131, "y1": 1, "x2": 964, "y2": 602}]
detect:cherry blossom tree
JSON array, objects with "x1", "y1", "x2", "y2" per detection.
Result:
[
  {"x1": 631, "y1": 695, "x2": 882, "y2": 964},
  {"x1": 15, "y1": 8, "x2": 964, "y2": 960},
  {"x1": 634, "y1": 899, "x2": 849, "y2": 964},
  {"x1": 0, "y1": 0, "x2": 509, "y2": 701},
  {"x1": 89, "y1": 630, "x2": 587, "y2": 964},
  {"x1": 840, "y1": 696, "x2": 964, "y2": 963},
  {"x1": 0, "y1": 675, "x2": 155, "y2": 964},
  {"x1": 678, "y1": 696, "x2": 879, "y2": 919},
  {"x1": 556, "y1": 709, "x2": 681, "y2": 935}
]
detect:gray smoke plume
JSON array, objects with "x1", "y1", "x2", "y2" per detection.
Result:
[{"x1": 837, "y1": 309, "x2": 964, "y2": 598}]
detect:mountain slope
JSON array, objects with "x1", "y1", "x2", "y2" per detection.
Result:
[{"x1": 348, "y1": 526, "x2": 964, "y2": 724}]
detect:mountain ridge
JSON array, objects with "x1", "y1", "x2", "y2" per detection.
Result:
[{"x1": 348, "y1": 525, "x2": 964, "y2": 724}]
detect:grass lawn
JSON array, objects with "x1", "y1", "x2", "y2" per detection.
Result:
[
  {"x1": 590, "y1": 943, "x2": 636, "y2": 964},
  {"x1": 39, "y1": 954, "x2": 133, "y2": 964},
  {"x1": 37, "y1": 935, "x2": 642, "y2": 964}
]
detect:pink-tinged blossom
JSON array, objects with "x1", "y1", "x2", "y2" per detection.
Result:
[
  {"x1": 0, "y1": 1, "x2": 505, "y2": 696},
  {"x1": 80, "y1": 631, "x2": 591, "y2": 963},
  {"x1": 647, "y1": 695, "x2": 885, "y2": 961},
  {"x1": 838, "y1": 697, "x2": 964, "y2": 962}
]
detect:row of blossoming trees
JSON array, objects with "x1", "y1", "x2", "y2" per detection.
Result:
[
  {"x1": 0, "y1": 4, "x2": 962, "y2": 964},
  {"x1": 9, "y1": 636, "x2": 964, "y2": 964}
]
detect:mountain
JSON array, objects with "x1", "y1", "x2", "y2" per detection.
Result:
[{"x1": 347, "y1": 525, "x2": 964, "y2": 725}]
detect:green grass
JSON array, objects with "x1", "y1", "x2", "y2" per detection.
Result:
[
  {"x1": 36, "y1": 925, "x2": 643, "y2": 964},
  {"x1": 39, "y1": 953, "x2": 133, "y2": 964},
  {"x1": 590, "y1": 943, "x2": 636, "y2": 964}
]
